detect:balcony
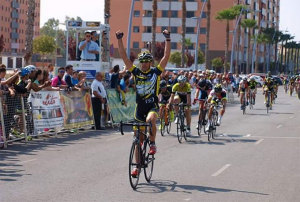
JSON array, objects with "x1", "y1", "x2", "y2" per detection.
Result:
[
  {"x1": 11, "y1": 21, "x2": 19, "y2": 29},
  {"x1": 143, "y1": 1, "x2": 198, "y2": 11},
  {"x1": 11, "y1": 32, "x2": 19, "y2": 39},
  {"x1": 11, "y1": 10, "x2": 19, "y2": 19},
  {"x1": 142, "y1": 33, "x2": 181, "y2": 43}
]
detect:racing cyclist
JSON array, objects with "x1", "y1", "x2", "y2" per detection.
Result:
[
  {"x1": 238, "y1": 77, "x2": 250, "y2": 110},
  {"x1": 205, "y1": 84, "x2": 227, "y2": 132},
  {"x1": 158, "y1": 80, "x2": 173, "y2": 127},
  {"x1": 248, "y1": 77, "x2": 258, "y2": 105},
  {"x1": 263, "y1": 77, "x2": 275, "y2": 107},
  {"x1": 168, "y1": 75, "x2": 192, "y2": 136},
  {"x1": 116, "y1": 29, "x2": 171, "y2": 177}
]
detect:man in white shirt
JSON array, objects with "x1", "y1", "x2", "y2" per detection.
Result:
[{"x1": 91, "y1": 72, "x2": 106, "y2": 130}]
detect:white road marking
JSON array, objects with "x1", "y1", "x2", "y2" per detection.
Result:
[
  {"x1": 245, "y1": 134, "x2": 251, "y2": 137},
  {"x1": 276, "y1": 124, "x2": 282, "y2": 129},
  {"x1": 255, "y1": 139, "x2": 264, "y2": 145},
  {"x1": 106, "y1": 136, "x2": 123, "y2": 142},
  {"x1": 20, "y1": 158, "x2": 37, "y2": 164},
  {"x1": 289, "y1": 116, "x2": 295, "y2": 119},
  {"x1": 184, "y1": 199, "x2": 191, "y2": 201},
  {"x1": 212, "y1": 164, "x2": 231, "y2": 177},
  {"x1": 250, "y1": 136, "x2": 300, "y2": 139}
]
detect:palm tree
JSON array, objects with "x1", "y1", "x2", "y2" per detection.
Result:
[
  {"x1": 216, "y1": 8, "x2": 239, "y2": 72},
  {"x1": 241, "y1": 19, "x2": 257, "y2": 74},
  {"x1": 273, "y1": 30, "x2": 282, "y2": 74},
  {"x1": 181, "y1": 0, "x2": 186, "y2": 68},
  {"x1": 256, "y1": 33, "x2": 269, "y2": 73},
  {"x1": 24, "y1": 0, "x2": 36, "y2": 65},
  {"x1": 205, "y1": 0, "x2": 211, "y2": 69},
  {"x1": 279, "y1": 33, "x2": 289, "y2": 72},
  {"x1": 104, "y1": 0, "x2": 110, "y2": 24},
  {"x1": 151, "y1": 0, "x2": 157, "y2": 56}
]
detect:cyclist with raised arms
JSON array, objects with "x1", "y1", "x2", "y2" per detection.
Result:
[
  {"x1": 205, "y1": 84, "x2": 227, "y2": 132},
  {"x1": 116, "y1": 29, "x2": 171, "y2": 177},
  {"x1": 168, "y1": 75, "x2": 192, "y2": 136}
]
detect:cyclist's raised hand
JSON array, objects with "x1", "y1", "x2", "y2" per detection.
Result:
[
  {"x1": 116, "y1": 30, "x2": 124, "y2": 39},
  {"x1": 162, "y1": 29, "x2": 170, "y2": 39}
]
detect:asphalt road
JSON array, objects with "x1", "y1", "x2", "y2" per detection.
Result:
[{"x1": 1, "y1": 87, "x2": 300, "y2": 202}]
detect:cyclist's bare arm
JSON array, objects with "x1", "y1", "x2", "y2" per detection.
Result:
[
  {"x1": 195, "y1": 89, "x2": 200, "y2": 101},
  {"x1": 187, "y1": 94, "x2": 191, "y2": 106},
  {"x1": 169, "y1": 93, "x2": 175, "y2": 106},
  {"x1": 116, "y1": 30, "x2": 133, "y2": 73},
  {"x1": 158, "y1": 30, "x2": 171, "y2": 70}
]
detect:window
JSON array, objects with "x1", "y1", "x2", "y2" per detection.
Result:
[
  {"x1": 133, "y1": 26, "x2": 140, "y2": 33},
  {"x1": 161, "y1": 26, "x2": 168, "y2": 32},
  {"x1": 134, "y1": 10, "x2": 140, "y2": 17},
  {"x1": 171, "y1": 11, "x2": 178, "y2": 18},
  {"x1": 171, "y1": 27, "x2": 178, "y2": 33},
  {"x1": 201, "y1": 12, "x2": 207, "y2": 18},
  {"x1": 186, "y1": 11, "x2": 194, "y2": 18},
  {"x1": 162, "y1": 10, "x2": 168, "y2": 17},
  {"x1": 200, "y1": 27, "x2": 206, "y2": 34},
  {"x1": 186, "y1": 27, "x2": 194, "y2": 34},
  {"x1": 200, "y1": 43, "x2": 206, "y2": 51},
  {"x1": 171, "y1": 42, "x2": 177, "y2": 49},
  {"x1": 133, "y1": 42, "x2": 139, "y2": 49},
  {"x1": 145, "y1": 26, "x2": 152, "y2": 33},
  {"x1": 145, "y1": 10, "x2": 152, "y2": 17}
]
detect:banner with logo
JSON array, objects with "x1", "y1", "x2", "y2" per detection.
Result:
[
  {"x1": 59, "y1": 91, "x2": 94, "y2": 129},
  {"x1": 106, "y1": 89, "x2": 136, "y2": 123},
  {"x1": 31, "y1": 91, "x2": 64, "y2": 130}
]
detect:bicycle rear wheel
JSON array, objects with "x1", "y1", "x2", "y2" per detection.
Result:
[
  {"x1": 166, "y1": 116, "x2": 171, "y2": 134},
  {"x1": 143, "y1": 138, "x2": 154, "y2": 182},
  {"x1": 176, "y1": 117, "x2": 183, "y2": 143},
  {"x1": 160, "y1": 118, "x2": 166, "y2": 136},
  {"x1": 129, "y1": 141, "x2": 141, "y2": 189},
  {"x1": 197, "y1": 120, "x2": 202, "y2": 136}
]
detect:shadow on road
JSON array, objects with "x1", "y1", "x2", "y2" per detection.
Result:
[{"x1": 136, "y1": 180, "x2": 269, "y2": 196}]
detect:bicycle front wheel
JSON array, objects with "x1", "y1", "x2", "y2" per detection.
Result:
[
  {"x1": 143, "y1": 139, "x2": 154, "y2": 182},
  {"x1": 197, "y1": 120, "x2": 202, "y2": 136},
  {"x1": 176, "y1": 119, "x2": 183, "y2": 143},
  {"x1": 129, "y1": 141, "x2": 141, "y2": 189},
  {"x1": 166, "y1": 116, "x2": 171, "y2": 134},
  {"x1": 160, "y1": 118, "x2": 166, "y2": 136}
]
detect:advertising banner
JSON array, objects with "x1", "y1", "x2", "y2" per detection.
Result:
[
  {"x1": 31, "y1": 91, "x2": 64, "y2": 130},
  {"x1": 60, "y1": 91, "x2": 94, "y2": 129},
  {"x1": 106, "y1": 89, "x2": 136, "y2": 123}
]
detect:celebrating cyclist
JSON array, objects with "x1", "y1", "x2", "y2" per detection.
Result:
[
  {"x1": 238, "y1": 77, "x2": 250, "y2": 110},
  {"x1": 168, "y1": 75, "x2": 192, "y2": 136},
  {"x1": 205, "y1": 84, "x2": 227, "y2": 132}
]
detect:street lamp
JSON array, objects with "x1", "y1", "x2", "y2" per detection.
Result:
[
  {"x1": 191, "y1": 0, "x2": 207, "y2": 71},
  {"x1": 126, "y1": 0, "x2": 135, "y2": 58}
]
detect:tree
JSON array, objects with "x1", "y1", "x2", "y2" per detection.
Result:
[
  {"x1": 216, "y1": 8, "x2": 239, "y2": 72},
  {"x1": 104, "y1": 0, "x2": 111, "y2": 24},
  {"x1": 241, "y1": 19, "x2": 257, "y2": 74},
  {"x1": 197, "y1": 50, "x2": 205, "y2": 65},
  {"x1": 151, "y1": 0, "x2": 157, "y2": 56},
  {"x1": 24, "y1": 0, "x2": 36, "y2": 65},
  {"x1": 169, "y1": 51, "x2": 187, "y2": 67},
  {"x1": 0, "y1": 35, "x2": 4, "y2": 54},
  {"x1": 205, "y1": 0, "x2": 211, "y2": 69},
  {"x1": 154, "y1": 42, "x2": 165, "y2": 61},
  {"x1": 40, "y1": 18, "x2": 59, "y2": 37},
  {"x1": 181, "y1": 0, "x2": 186, "y2": 68},
  {"x1": 33, "y1": 35, "x2": 56, "y2": 56},
  {"x1": 256, "y1": 33, "x2": 269, "y2": 72},
  {"x1": 211, "y1": 57, "x2": 223, "y2": 71}
]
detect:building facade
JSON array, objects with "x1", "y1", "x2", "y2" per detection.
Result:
[
  {"x1": 109, "y1": 0, "x2": 280, "y2": 70},
  {"x1": 0, "y1": 0, "x2": 40, "y2": 68}
]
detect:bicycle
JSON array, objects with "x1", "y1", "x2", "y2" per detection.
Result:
[
  {"x1": 120, "y1": 121, "x2": 155, "y2": 190},
  {"x1": 159, "y1": 103, "x2": 171, "y2": 136},
  {"x1": 249, "y1": 89, "x2": 255, "y2": 110},
  {"x1": 174, "y1": 103, "x2": 188, "y2": 143},
  {"x1": 266, "y1": 90, "x2": 272, "y2": 113},
  {"x1": 195, "y1": 99, "x2": 208, "y2": 137},
  {"x1": 207, "y1": 100, "x2": 220, "y2": 141},
  {"x1": 241, "y1": 92, "x2": 247, "y2": 115}
]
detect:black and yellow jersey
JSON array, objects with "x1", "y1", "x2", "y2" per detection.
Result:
[
  {"x1": 172, "y1": 82, "x2": 191, "y2": 96},
  {"x1": 129, "y1": 64, "x2": 162, "y2": 104}
]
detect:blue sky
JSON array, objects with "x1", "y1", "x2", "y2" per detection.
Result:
[{"x1": 40, "y1": 0, "x2": 298, "y2": 41}]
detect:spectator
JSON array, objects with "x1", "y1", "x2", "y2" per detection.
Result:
[
  {"x1": 14, "y1": 68, "x2": 31, "y2": 94},
  {"x1": 110, "y1": 65, "x2": 120, "y2": 88},
  {"x1": 91, "y1": 72, "x2": 107, "y2": 130},
  {"x1": 77, "y1": 71, "x2": 90, "y2": 91},
  {"x1": 48, "y1": 64, "x2": 55, "y2": 80},
  {"x1": 31, "y1": 69, "x2": 51, "y2": 92},
  {"x1": 41, "y1": 70, "x2": 60, "y2": 91},
  {"x1": 63, "y1": 65, "x2": 75, "y2": 88},
  {"x1": 118, "y1": 73, "x2": 130, "y2": 106},
  {"x1": 71, "y1": 70, "x2": 79, "y2": 86},
  {"x1": 51, "y1": 67, "x2": 68, "y2": 89},
  {"x1": 79, "y1": 31, "x2": 100, "y2": 61},
  {"x1": 91, "y1": 31, "x2": 100, "y2": 61}
]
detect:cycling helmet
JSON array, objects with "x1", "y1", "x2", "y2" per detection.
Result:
[
  {"x1": 177, "y1": 75, "x2": 187, "y2": 83},
  {"x1": 138, "y1": 51, "x2": 153, "y2": 63},
  {"x1": 160, "y1": 80, "x2": 167, "y2": 88},
  {"x1": 214, "y1": 84, "x2": 222, "y2": 93},
  {"x1": 24, "y1": 65, "x2": 37, "y2": 73},
  {"x1": 266, "y1": 77, "x2": 271, "y2": 82},
  {"x1": 20, "y1": 68, "x2": 30, "y2": 77}
]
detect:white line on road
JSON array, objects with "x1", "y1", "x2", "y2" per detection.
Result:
[
  {"x1": 289, "y1": 116, "x2": 295, "y2": 119},
  {"x1": 184, "y1": 198, "x2": 191, "y2": 201},
  {"x1": 255, "y1": 139, "x2": 264, "y2": 145},
  {"x1": 245, "y1": 134, "x2": 251, "y2": 137},
  {"x1": 250, "y1": 136, "x2": 300, "y2": 139},
  {"x1": 212, "y1": 164, "x2": 231, "y2": 177},
  {"x1": 276, "y1": 124, "x2": 282, "y2": 129}
]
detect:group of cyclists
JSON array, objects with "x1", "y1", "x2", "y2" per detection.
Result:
[
  {"x1": 115, "y1": 29, "x2": 300, "y2": 178},
  {"x1": 283, "y1": 75, "x2": 300, "y2": 97}
]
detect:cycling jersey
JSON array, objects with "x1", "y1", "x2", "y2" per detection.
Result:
[
  {"x1": 197, "y1": 79, "x2": 212, "y2": 100},
  {"x1": 172, "y1": 82, "x2": 191, "y2": 104},
  {"x1": 129, "y1": 64, "x2": 162, "y2": 122},
  {"x1": 263, "y1": 81, "x2": 274, "y2": 91},
  {"x1": 239, "y1": 81, "x2": 249, "y2": 93},
  {"x1": 248, "y1": 80, "x2": 257, "y2": 90},
  {"x1": 208, "y1": 89, "x2": 227, "y2": 102},
  {"x1": 159, "y1": 85, "x2": 172, "y2": 103}
]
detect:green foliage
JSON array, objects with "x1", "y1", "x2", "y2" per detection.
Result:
[
  {"x1": 216, "y1": 8, "x2": 239, "y2": 21},
  {"x1": 169, "y1": 51, "x2": 187, "y2": 67},
  {"x1": 197, "y1": 50, "x2": 205, "y2": 64},
  {"x1": 241, "y1": 19, "x2": 257, "y2": 29},
  {"x1": 211, "y1": 57, "x2": 223, "y2": 68},
  {"x1": 40, "y1": 18, "x2": 59, "y2": 37},
  {"x1": 33, "y1": 35, "x2": 56, "y2": 56}
]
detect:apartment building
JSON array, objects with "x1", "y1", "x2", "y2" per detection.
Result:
[{"x1": 0, "y1": 0, "x2": 40, "y2": 68}]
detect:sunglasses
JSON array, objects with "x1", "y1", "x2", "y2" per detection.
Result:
[
  {"x1": 86, "y1": 35, "x2": 91, "y2": 37},
  {"x1": 59, "y1": 70, "x2": 65, "y2": 73}
]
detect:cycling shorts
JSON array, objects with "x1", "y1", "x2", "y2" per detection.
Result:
[
  {"x1": 175, "y1": 94, "x2": 187, "y2": 104},
  {"x1": 134, "y1": 102, "x2": 159, "y2": 123},
  {"x1": 198, "y1": 89, "x2": 208, "y2": 100}
]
